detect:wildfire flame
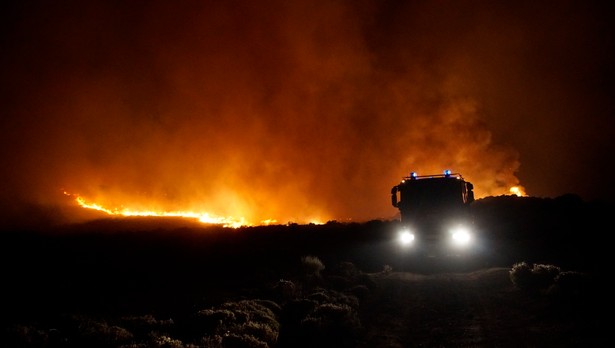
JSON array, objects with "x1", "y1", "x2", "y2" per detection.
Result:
[
  {"x1": 64, "y1": 182, "x2": 526, "y2": 227},
  {"x1": 64, "y1": 191, "x2": 251, "y2": 228},
  {"x1": 509, "y1": 186, "x2": 527, "y2": 197}
]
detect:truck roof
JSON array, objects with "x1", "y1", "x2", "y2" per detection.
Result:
[{"x1": 401, "y1": 170, "x2": 465, "y2": 182}]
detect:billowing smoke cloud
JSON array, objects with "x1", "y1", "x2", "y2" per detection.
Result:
[{"x1": 6, "y1": 0, "x2": 609, "y2": 227}]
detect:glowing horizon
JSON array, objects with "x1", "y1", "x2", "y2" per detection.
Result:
[
  {"x1": 64, "y1": 191, "x2": 254, "y2": 228},
  {"x1": 64, "y1": 180, "x2": 526, "y2": 227}
]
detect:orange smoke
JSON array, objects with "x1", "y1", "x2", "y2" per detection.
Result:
[{"x1": 2, "y1": 1, "x2": 551, "y2": 229}]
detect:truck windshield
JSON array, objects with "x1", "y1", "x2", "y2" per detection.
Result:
[{"x1": 404, "y1": 179, "x2": 464, "y2": 213}]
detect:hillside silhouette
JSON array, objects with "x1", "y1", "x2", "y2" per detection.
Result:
[{"x1": 0, "y1": 195, "x2": 608, "y2": 347}]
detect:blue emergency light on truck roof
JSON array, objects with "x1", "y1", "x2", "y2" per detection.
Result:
[{"x1": 401, "y1": 170, "x2": 464, "y2": 181}]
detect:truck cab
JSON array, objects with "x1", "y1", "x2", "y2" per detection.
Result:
[{"x1": 391, "y1": 170, "x2": 476, "y2": 257}]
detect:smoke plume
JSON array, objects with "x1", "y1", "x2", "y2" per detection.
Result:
[{"x1": 11, "y1": 1, "x2": 611, "y2": 227}]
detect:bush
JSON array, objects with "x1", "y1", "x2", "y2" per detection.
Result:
[
  {"x1": 2, "y1": 325, "x2": 49, "y2": 347},
  {"x1": 333, "y1": 261, "x2": 360, "y2": 279},
  {"x1": 119, "y1": 315, "x2": 174, "y2": 337},
  {"x1": 278, "y1": 287, "x2": 363, "y2": 347},
  {"x1": 301, "y1": 255, "x2": 325, "y2": 277},
  {"x1": 509, "y1": 262, "x2": 561, "y2": 293},
  {"x1": 78, "y1": 321, "x2": 134, "y2": 347},
  {"x1": 548, "y1": 271, "x2": 592, "y2": 298},
  {"x1": 194, "y1": 299, "x2": 280, "y2": 347},
  {"x1": 273, "y1": 279, "x2": 297, "y2": 302},
  {"x1": 146, "y1": 333, "x2": 186, "y2": 348},
  {"x1": 298, "y1": 303, "x2": 362, "y2": 347}
]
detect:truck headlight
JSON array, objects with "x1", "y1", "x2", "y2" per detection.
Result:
[
  {"x1": 399, "y1": 229, "x2": 415, "y2": 246},
  {"x1": 450, "y1": 226, "x2": 471, "y2": 247}
]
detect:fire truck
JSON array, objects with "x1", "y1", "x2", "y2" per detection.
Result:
[{"x1": 391, "y1": 170, "x2": 476, "y2": 257}]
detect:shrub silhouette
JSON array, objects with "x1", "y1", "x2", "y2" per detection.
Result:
[
  {"x1": 547, "y1": 270, "x2": 594, "y2": 305},
  {"x1": 144, "y1": 332, "x2": 185, "y2": 348},
  {"x1": 2, "y1": 325, "x2": 49, "y2": 347},
  {"x1": 301, "y1": 255, "x2": 325, "y2": 277},
  {"x1": 194, "y1": 299, "x2": 280, "y2": 347},
  {"x1": 119, "y1": 314, "x2": 174, "y2": 337},
  {"x1": 325, "y1": 261, "x2": 373, "y2": 292},
  {"x1": 550, "y1": 271, "x2": 590, "y2": 295},
  {"x1": 279, "y1": 298, "x2": 319, "y2": 345},
  {"x1": 298, "y1": 302, "x2": 361, "y2": 348},
  {"x1": 75, "y1": 319, "x2": 133, "y2": 348},
  {"x1": 306, "y1": 289, "x2": 360, "y2": 310},
  {"x1": 222, "y1": 332, "x2": 269, "y2": 347},
  {"x1": 332, "y1": 261, "x2": 361, "y2": 279},
  {"x1": 272, "y1": 279, "x2": 297, "y2": 302},
  {"x1": 510, "y1": 262, "x2": 561, "y2": 293},
  {"x1": 278, "y1": 287, "x2": 362, "y2": 347}
]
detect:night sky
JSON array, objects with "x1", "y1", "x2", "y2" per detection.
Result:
[{"x1": 1, "y1": 1, "x2": 613, "y2": 227}]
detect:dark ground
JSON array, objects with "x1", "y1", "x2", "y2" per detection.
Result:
[
  {"x1": 0, "y1": 195, "x2": 610, "y2": 347},
  {"x1": 359, "y1": 268, "x2": 604, "y2": 347}
]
